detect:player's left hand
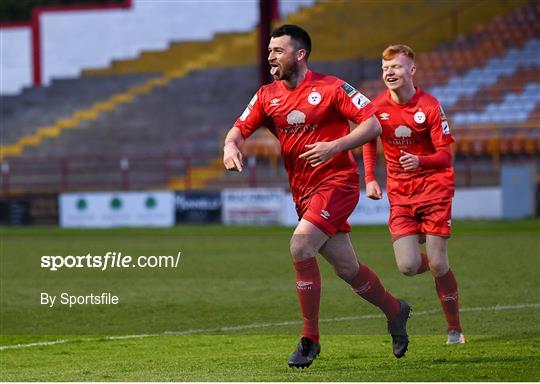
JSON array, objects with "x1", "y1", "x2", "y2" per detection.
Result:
[
  {"x1": 299, "y1": 142, "x2": 337, "y2": 167},
  {"x1": 399, "y1": 150, "x2": 420, "y2": 171}
]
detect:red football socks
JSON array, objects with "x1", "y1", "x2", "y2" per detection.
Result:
[
  {"x1": 417, "y1": 252, "x2": 430, "y2": 274},
  {"x1": 349, "y1": 262, "x2": 401, "y2": 321},
  {"x1": 293, "y1": 257, "x2": 321, "y2": 342},
  {"x1": 434, "y1": 269, "x2": 462, "y2": 332}
]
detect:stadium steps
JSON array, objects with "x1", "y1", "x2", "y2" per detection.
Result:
[
  {"x1": 361, "y1": 0, "x2": 540, "y2": 98},
  {"x1": 0, "y1": 38, "x2": 255, "y2": 160},
  {"x1": 450, "y1": 66, "x2": 540, "y2": 114},
  {"x1": 82, "y1": 0, "x2": 527, "y2": 77},
  {"x1": 2, "y1": 0, "x2": 534, "y2": 191}
]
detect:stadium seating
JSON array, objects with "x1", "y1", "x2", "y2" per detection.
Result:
[{"x1": 0, "y1": 0, "x2": 538, "y2": 193}]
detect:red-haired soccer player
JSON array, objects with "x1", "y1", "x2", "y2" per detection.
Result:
[
  {"x1": 363, "y1": 44, "x2": 464, "y2": 344},
  {"x1": 224, "y1": 25, "x2": 411, "y2": 368}
]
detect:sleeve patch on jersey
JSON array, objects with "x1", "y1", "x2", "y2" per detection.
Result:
[
  {"x1": 442, "y1": 120, "x2": 450, "y2": 134},
  {"x1": 340, "y1": 82, "x2": 357, "y2": 97},
  {"x1": 240, "y1": 107, "x2": 251, "y2": 121},
  {"x1": 439, "y1": 105, "x2": 447, "y2": 120},
  {"x1": 351, "y1": 92, "x2": 371, "y2": 109},
  {"x1": 248, "y1": 94, "x2": 258, "y2": 108}
]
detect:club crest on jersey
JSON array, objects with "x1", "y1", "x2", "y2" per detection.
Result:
[
  {"x1": 414, "y1": 110, "x2": 426, "y2": 124},
  {"x1": 352, "y1": 92, "x2": 370, "y2": 109},
  {"x1": 308, "y1": 91, "x2": 322, "y2": 105},
  {"x1": 286, "y1": 110, "x2": 306, "y2": 125},
  {"x1": 395, "y1": 125, "x2": 412, "y2": 138},
  {"x1": 379, "y1": 112, "x2": 390, "y2": 120},
  {"x1": 340, "y1": 82, "x2": 357, "y2": 97}
]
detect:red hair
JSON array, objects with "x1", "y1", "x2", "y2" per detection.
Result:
[{"x1": 382, "y1": 44, "x2": 416, "y2": 61}]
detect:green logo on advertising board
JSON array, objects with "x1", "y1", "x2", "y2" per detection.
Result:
[
  {"x1": 145, "y1": 196, "x2": 157, "y2": 209},
  {"x1": 76, "y1": 198, "x2": 87, "y2": 210},
  {"x1": 110, "y1": 197, "x2": 122, "y2": 210}
]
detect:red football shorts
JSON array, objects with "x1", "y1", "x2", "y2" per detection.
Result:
[
  {"x1": 299, "y1": 181, "x2": 359, "y2": 236},
  {"x1": 389, "y1": 198, "x2": 452, "y2": 242}
]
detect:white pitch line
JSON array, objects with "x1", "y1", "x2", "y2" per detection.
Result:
[{"x1": 1, "y1": 302, "x2": 538, "y2": 351}]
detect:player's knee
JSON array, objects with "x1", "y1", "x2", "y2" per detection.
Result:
[
  {"x1": 289, "y1": 241, "x2": 316, "y2": 261},
  {"x1": 428, "y1": 258, "x2": 449, "y2": 276},
  {"x1": 396, "y1": 260, "x2": 419, "y2": 276}
]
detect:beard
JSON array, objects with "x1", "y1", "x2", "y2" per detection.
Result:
[{"x1": 271, "y1": 59, "x2": 298, "y2": 81}]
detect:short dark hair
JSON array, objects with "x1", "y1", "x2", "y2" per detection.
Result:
[{"x1": 270, "y1": 24, "x2": 311, "y2": 58}]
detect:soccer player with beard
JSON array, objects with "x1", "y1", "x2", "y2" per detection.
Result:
[
  {"x1": 363, "y1": 44, "x2": 465, "y2": 344},
  {"x1": 223, "y1": 25, "x2": 411, "y2": 368}
]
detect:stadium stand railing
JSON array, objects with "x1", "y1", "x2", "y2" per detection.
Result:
[{"x1": 1, "y1": 0, "x2": 538, "y2": 194}]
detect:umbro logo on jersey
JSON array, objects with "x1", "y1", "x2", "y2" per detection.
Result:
[
  {"x1": 379, "y1": 112, "x2": 390, "y2": 120},
  {"x1": 320, "y1": 210, "x2": 330, "y2": 219},
  {"x1": 269, "y1": 98, "x2": 280, "y2": 106}
]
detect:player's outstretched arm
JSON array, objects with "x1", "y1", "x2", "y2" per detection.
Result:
[
  {"x1": 299, "y1": 115, "x2": 381, "y2": 167},
  {"x1": 223, "y1": 126, "x2": 245, "y2": 172}
]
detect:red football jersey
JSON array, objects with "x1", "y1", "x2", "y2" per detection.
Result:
[
  {"x1": 370, "y1": 88, "x2": 455, "y2": 205},
  {"x1": 234, "y1": 70, "x2": 376, "y2": 204}
]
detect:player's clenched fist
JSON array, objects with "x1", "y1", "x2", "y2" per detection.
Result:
[{"x1": 366, "y1": 180, "x2": 382, "y2": 200}]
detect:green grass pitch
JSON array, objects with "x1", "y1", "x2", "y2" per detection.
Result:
[{"x1": 1, "y1": 220, "x2": 539, "y2": 381}]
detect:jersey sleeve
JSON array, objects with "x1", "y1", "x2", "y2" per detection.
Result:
[
  {"x1": 428, "y1": 102, "x2": 455, "y2": 149},
  {"x1": 333, "y1": 81, "x2": 376, "y2": 125},
  {"x1": 233, "y1": 88, "x2": 267, "y2": 139},
  {"x1": 362, "y1": 138, "x2": 378, "y2": 183}
]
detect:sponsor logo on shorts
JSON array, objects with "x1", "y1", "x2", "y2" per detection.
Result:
[{"x1": 320, "y1": 210, "x2": 330, "y2": 219}]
